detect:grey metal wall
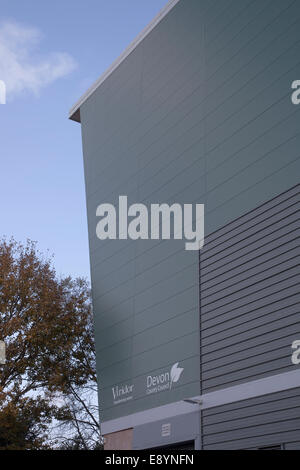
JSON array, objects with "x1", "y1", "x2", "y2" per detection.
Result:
[
  {"x1": 80, "y1": 0, "x2": 205, "y2": 422},
  {"x1": 200, "y1": 185, "x2": 300, "y2": 393},
  {"x1": 78, "y1": 0, "x2": 300, "y2": 423},
  {"x1": 202, "y1": 387, "x2": 300, "y2": 449},
  {"x1": 133, "y1": 411, "x2": 200, "y2": 450}
]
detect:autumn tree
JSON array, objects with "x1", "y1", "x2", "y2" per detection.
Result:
[{"x1": 0, "y1": 238, "x2": 101, "y2": 449}]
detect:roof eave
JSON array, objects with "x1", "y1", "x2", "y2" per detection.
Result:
[{"x1": 68, "y1": 0, "x2": 181, "y2": 123}]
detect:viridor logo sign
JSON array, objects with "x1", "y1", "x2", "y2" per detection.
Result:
[
  {"x1": 0, "y1": 80, "x2": 6, "y2": 104},
  {"x1": 96, "y1": 196, "x2": 204, "y2": 251},
  {"x1": 112, "y1": 383, "x2": 134, "y2": 405},
  {"x1": 111, "y1": 363, "x2": 184, "y2": 404},
  {"x1": 146, "y1": 362, "x2": 184, "y2": 395}
]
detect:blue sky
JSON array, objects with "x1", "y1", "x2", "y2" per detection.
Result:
[{"x1": 0, "y1": 0, "x2": 168, "y2": 279}]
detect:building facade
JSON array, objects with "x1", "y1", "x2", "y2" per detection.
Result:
[{"x1": 70, "y1": 0, "x2": 300, "y2": 450}]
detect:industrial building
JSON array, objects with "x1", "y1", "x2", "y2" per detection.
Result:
[{"x1": 70, "y1": 0, "x2": 300, "y2": 450}]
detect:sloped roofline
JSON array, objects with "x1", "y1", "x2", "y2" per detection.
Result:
[{"x1": 69, "y1": 0, "x2": 181, "y2": 122}]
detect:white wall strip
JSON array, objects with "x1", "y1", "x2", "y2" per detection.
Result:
[{"x1": 102, "y1": 370, "x2": 300, "y2": 435}]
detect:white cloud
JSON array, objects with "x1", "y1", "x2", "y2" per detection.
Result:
[{"x1": 0, "y1": 20, "x2": 77, "y2": 100}]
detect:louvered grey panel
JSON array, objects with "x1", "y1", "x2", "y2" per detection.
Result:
[
  {"x1": 202, "y1": 388, "x2": 300, "y2": 449},
  {"x1": 200, "y1": 186, "x2": 300, "y2": 393}
]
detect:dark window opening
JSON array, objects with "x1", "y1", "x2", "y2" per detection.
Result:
[
  {"x1": 152, "y1": 440, "x2": 195, "y2": 450},
  {"x1": 258, "y1": 445, "x2": 284, "y2": 450}
]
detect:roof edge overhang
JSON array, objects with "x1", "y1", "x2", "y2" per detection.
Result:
[{"x1": 69, "y1": 0, "x2": 181, "y2": 123}]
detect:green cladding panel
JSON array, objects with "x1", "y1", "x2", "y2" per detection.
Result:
[{"x1": 79, "y1": 0, "x2": 300, "y2": 422}]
